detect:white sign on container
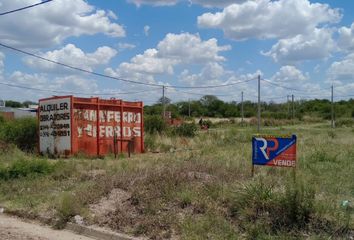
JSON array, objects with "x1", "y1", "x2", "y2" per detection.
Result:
[{"x1": 39, "y1": 97, "x2": 71, "y2": 155}]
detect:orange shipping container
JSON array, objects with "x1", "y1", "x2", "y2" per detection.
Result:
[{"x1": 38, "y1": 96, "x2": 144, "y2": 156}]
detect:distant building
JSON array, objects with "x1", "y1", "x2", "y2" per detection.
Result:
[{"x1": 0, "y1": 107, "x2": 37, "y2": 120}]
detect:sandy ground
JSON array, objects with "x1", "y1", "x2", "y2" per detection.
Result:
[{"x1": 0, "y1": 214, "x2": 94, "y2": 240}]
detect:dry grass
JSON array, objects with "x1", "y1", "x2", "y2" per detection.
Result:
[{"x1": 0, "y1": 123, "x2": 353, "y2": 239}]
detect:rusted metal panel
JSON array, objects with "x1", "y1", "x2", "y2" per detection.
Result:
[
  {"x1": 39, "y1": 96, "x2": 144, "y2": 157},
  {"x1": 0, "y1": 112, "x2": 14, "y2": 121}
]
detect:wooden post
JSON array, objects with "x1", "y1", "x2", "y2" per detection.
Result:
[{"x1": 113, "y1": 131, "x2": 117, "y2": 159}]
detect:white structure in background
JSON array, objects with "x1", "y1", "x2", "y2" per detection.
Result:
[{"x1": 0, "y1": 98, "x2": 5, "y2": 108}]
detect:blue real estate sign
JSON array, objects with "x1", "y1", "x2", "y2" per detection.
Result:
[{"x1": 252, "y1": 135, "x2": 297, "y2": 167}]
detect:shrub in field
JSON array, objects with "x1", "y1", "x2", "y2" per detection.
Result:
[
  {"x1": 55, "y1": 192, "x2": 82, "y2": 228},
  {"x1": 275, "y1": 182, "x2": 315, "y2": 229},
  {"x1": 181, "y1": 214, "x2": 238, "y2": 239},
  {"x1": 336, "y1": 118, "x2": 354, "y2": 127},
  {"x1": 144, "y1": 115, "x2": 167, "y2": 134},
  {"x1": 144, "y1": 134, "x2": 157, "y2": 151},
  {"x1": 0, "y1": 159, "x2": 54, "y2": 180},
  {"x1": 203, "y1": 119, "x2": 213, "y2": 128},
  {"x1": 172, "y1": 123, "x2": 197, "y2": 137},
  {"x1": 0, "y1": 117, "x2": 38, "y2": 151},
  {"x1": 227, "y1": 180, "x2": 316, "y2": 236},
  {"x1": 309, "y1": 150, "x2": 337, "y2": 163},
  {"x1": 262, "y1": 111, "x2": 288, "y2": 119}
]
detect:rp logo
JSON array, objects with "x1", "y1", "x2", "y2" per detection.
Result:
[{"x1": 255, "y1": 138, "x2": 279, "y2": 160}]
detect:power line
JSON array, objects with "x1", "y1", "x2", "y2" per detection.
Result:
[
  {"x1": 0, "y1": 42, "x2": 162, "y2": 87},
  {"x1": 261, "y1": 79, "x2": 305, "y2": 92},
  {"x1": 0, "y1": 81, "x2": 159, "y2": 96},
  {"x1": 172, "y1": 78, "x2": 258, "y2": 89},
  {"x1": 261, "y1": 78, "x2": 330, "y2": 94},
  {"x1": 0, "y1": 42, "x2": 258, "y2": 89},
  {"x1": 0, "y1": 0, "x2": 54, "y2": 16},
  {"x1": 168, "y1": 89, "x2": 235, "y2": 97}
]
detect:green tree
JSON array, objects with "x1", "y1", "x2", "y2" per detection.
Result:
[{"x1": 5, "y1": 100, "x2": 23, "y2": 108}]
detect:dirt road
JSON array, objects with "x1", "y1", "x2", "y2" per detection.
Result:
[{"x1": 0, "y1": 214, "x2": 94, "y2": 240}]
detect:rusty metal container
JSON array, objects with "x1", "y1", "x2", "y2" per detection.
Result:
[
  {"x1": 0, "y1": 112, "x2": 15, "y2": 121},
  {"x1": 38, "y1": 96, "x2": 144, "y2": 156}
]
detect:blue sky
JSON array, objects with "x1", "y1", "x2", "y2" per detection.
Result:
[{"x1": 1, "y1": 0, "x2": 354, "y2": 104}]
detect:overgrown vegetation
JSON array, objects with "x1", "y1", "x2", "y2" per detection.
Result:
[
  {"x1": 144, "y1": 115, "x2": 167, "y2": 134},
  {"x1": 172, "y1": 123, "x2": 197, "y2": 137},
  {"x1": 0, "y1": 117, "x2": 38, "y2": 151},
  {"x1": 0, "y1": 159, "x2": 54, "y2": 180},
  {"x1": 0, "y1": 123, "x2": 353, "y2": 239}
]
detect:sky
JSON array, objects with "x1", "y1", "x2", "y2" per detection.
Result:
[{"x1": 0, "y1": 0, "x2": 354, "y2": 105}]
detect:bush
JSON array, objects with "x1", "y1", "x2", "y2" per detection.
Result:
[
  {"x1": 0, "y1": 159, "x2": 55, "y2": 180},
  {"x1": 172, "y1": 123, "x2": 197, "y2": 137},
  {"x1": 203, "y1": 119, "x2": 213, "y2": 128},
  {"x1": 336, "y1": 118, "x2": 354, "y2": 127},
  {"x1": 144, "y1": 134, "x2": 157, "y2": 152},
  {"x1": 55, "y1": 192, "x2": 82, "y2": 229},
  {"x1": 0, "y1": 117, "x2": 38, "y2": 151},
  {"x1": 144, "y1": 115, "x2": 167, "y2": 134},
  {"x1": 227, "y1": 180, "x2": 316, "y2": 235}
]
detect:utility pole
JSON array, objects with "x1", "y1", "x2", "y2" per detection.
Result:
[
  {"x1": 292, "y1": 94, "x2": 295, "y2": 121},
  {"x1": 257, "y1": 75, "x2": 261, "y2": 132},
  {"x1": 287, "y1": 95, "x2": 290, "y2": 118},
  {"x1": 241, "y1": 91, "x2": 244, "y2": 123},
  {"x1": 331, "y1": 85, "x2": 335, "y2": 128},
  {"x1": 188, "y1": 98, "x2": 191, "y2": 117},
  {"x1": 162, "y1": 85, "x2": 166, "y2": 119}
]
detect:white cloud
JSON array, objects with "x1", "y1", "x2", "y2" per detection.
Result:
[
  {"x1": 157, "y1": 33, "x2": 231, "y2": 63},
  {"x1": 119, "y1": 48, "x2": 178, "y2": 75},
  {"x1": 117, "y1": 43, "x2": 136, "y2": 50},
  {"x1": 24, "y1": 44, "x2": 117, "y2": 72},
  {"x1": 338, "y1": 22, "x2": 354, "y2": 51},
  {"x1": 328, "y1": 53, "x2": 354, "y2": 82},
  {"x1": 0, "y1": 0, "x2": 125, "y2": 48},
  {"x1": 107, "y1": 10, "x2": 118, "y2": 20},
  {"x1": 144, "y1": 25, "x2": 150, "y2": 36},
  {"x1": 3, "y1": 71, "x2": 99, "y2": 101},
  {"x1": 263, "y1": 28, "x2": 337, "y2": 63},
  {"x1": 192, "y1": 0, "x2": 245, "y2": 8},
  {"x1": 128, "y1": 0, "x2": 178, "y2": 7},
  {"x1": 197, "y1": 0, "x2": 341, "y2": 40},
  {"x1": 168, "y1": 70, "x2": 263, "y2": 102},
  {"x1": 105, "y1": 67, "x2": 157, "y2": 85},
  {"x1": 271, "y1": 66, "x2": 308, "y2": 83},
  {"x1": 179, "y1": 62, "x2": 227, "y2": 86},
  {"x1": 127, "y1": 0, "x2": 242, "y2": 8},
  {"x1": 9, "y1": 71, "x2": 52, "y2": 86},
  {"x1": 0, "y1": 52, "x2": 4, "y2": 76},
  {"x1": 106, "y1": 32, "x2": 230, "y2": 84},
  {"x1": 259, "y1": 66, "x2": 330, "y2": 100}
]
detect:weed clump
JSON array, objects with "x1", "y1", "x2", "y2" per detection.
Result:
[
  {"x1": 144, "y1": 115, "x2": 167, "y2": 134},
  {"x1": 226, "y1": 180, "x2": 322, "y2": 238},
  {"x1": 0, "y1": 159, "x2": 54, "y2": 180},
  {"x1": 172, "y1": 123, "x2": 197, "y2": 137},
  {"x1": 0, "y1": 117, "x2": 38, "y2": 152},
  {"x1": 55, "y1": 192, "x2": 82, "y2": 229}
]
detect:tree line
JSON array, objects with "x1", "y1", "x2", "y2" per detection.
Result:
[
  {"x1": 3, "y1": 97, "x2": 354, "y2": 120},
  {"x1": 144, "y1": 95, "x2": 354, "y2": 120}
]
